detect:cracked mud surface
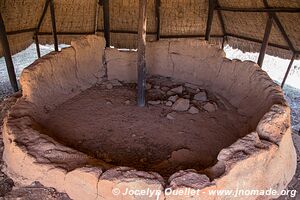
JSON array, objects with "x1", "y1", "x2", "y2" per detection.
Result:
[{"x1": 36, "y1": 83, "x2": 250, "y2": 178}]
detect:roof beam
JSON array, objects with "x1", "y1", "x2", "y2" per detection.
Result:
[
  {"x1": 257, "y1": 15, "x2": 273, "y2": 67},
  {"x1": 205, "y1": 0, "x2": 216, "y2": 41},
  {"x1": 103, "y1": 0, "x2": 110, "y2": 47},
  {"x1": 226, "y1": 33, "x2": 290, "y2": 51},
  {"x1": 215, "y1": 6, "x2": 300, "y2": 13},
  {"x1": 281, "y1": 53, "x2": 296, "y2": 88},
  {"x1": 49, "y1": 0, "x2": 58, "y2": 51},
  {"x1": 0, "y1": 12, "x2": 19, "y2": 92},
  {"x1": 7, "y1": 28, "x2": 36, "y2": 35},
  {"x1": 137, "y1": 0, "x2": 147, "y2": 107},
  {"x1": 263, "y1": 0, "x2": 296, "y2": 53},
  {"x1": 155, "y1": 0, "x2": 161, "y2": 40}
]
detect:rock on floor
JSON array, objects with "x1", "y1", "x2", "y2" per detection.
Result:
[{"x1": 172, "y1": 98, "x2": 190, "y2": 111}]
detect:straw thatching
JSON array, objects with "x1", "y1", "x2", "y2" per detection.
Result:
[{"x1": 0, "y1": 0, "x2": 299, "y2": 59}]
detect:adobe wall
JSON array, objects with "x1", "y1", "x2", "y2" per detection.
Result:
[{"x1": 2, "y1": 36, "x2": 296, "y2": 200}]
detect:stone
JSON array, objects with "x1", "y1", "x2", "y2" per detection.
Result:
[
  {"x1": 154, "y1": 85, "x2": 160, "y2": 89},
  {"x1": 183, "y1": 94, "x2": 190, "y2": 99},
  {"x1": 165, "y1": 101, "x2": 173, "y2": 107},
  {"x1": 106, "y1": 101, "x2": 112, "y2": 105},
  {"x1": 106, "y1": 83, "x2": 113, "y2": 90},
  {"x1": 166, "y1": 112, "x2": 176, "y2": 120},
  {"x1": 110, "y1": 79, "x2": 122, "y2": 86},
  {"x1": 148, "y1": 100, "x2": 161, "y2": 105},
  {"x1": 172, "y1": 98, "x2": 190, "y2": 111},
  {"x1": 171, "y1": 86, "x2": 183, "y2": 94},
  {"x1": 146, "y1": 83, "x2": 152, "y2": 90},
  {"x1": 188, "y1": 106, "x2": 199, "y2": 114},
  {"x1": 124, "y1": 100, "x2": 130, "y2": 105},
  {"x1": 203, "y1": 102, "x2": 217, "y2": 112},
  {"x1": 161, "y1": 86, "x2": 170, "y2": 91},
  {"x1": 167, "y1": 90, "x2": 176, "y2": 96},
  {"x1": 168, "y1": 95, "x2": 178, "y2": 102},
  {"x1": 184, "y1": 83, "x2": 199, "y2": 90},
  {"x1": 194, "y1": 91, "x2": 207, "y2": 101}
]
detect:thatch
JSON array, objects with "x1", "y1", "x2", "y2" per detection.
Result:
[{"x1": 0, "y1": 0, "x2": 299, "y2": 59}]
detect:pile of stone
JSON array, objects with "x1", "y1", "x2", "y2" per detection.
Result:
[{"x1": 146, "y1": 80, "x2": 218, "y2": 119}]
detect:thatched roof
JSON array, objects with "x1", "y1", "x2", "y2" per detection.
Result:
[{"x1": 0, "y1": 0, "x2": 299, "y2": 59}]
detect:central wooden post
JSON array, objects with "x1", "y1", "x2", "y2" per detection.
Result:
[
  {"x1": 137, "y1": 0, "x2": 147, "y2": 107},
  {"x1": 49, "y1": 0, "x2": 58, "y2": 51}
]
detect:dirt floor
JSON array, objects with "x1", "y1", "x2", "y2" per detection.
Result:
[{"x1": 36, "y1": 80, "x2": 250, "y2": 178}]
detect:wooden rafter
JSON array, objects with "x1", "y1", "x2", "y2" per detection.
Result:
[
  {"x1": 0, "y1": 12, "x2": 18, "y2": 92},
  {"x1": 205, "y1": 0, "x2": 216, "y2": 41},
  {"x1": 257, "y1": 15, "x2": 273, "y2": 67},
  {"x1": 103, "y1": 0, "x2": 110, "y2": 47},
  {"x1": 215, "y1": 6, "x2": 300, "y2": 13},
  {"x1": 49, "y1": 0, "x2": 58, "y2": 51}
]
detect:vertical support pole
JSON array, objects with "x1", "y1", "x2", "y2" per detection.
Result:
[
  {"x1": 103, "y1": 0, "x2": 110, "y2": 47},
  {"x1": 137, "y1": 0, "x2": 147, "y2": 107},
  {"x1": 34, "y1": 34, "x2": 41, "y2": 58},
  {"x1": 205, "y1": 0, "x2": 216, "y2": 41},
  {"x1": 95, "y1": 0, "x2": 100, "y2": 34},
  {"x1": 0, "y1": 12, "x2": 18, "y2": 92},
  {"x1": 281, "y1": 53, "x2": 296, "y2": 88},
  {"x1": 155, "y1": 0, "x2": 160, "y2": 40},
  {"x1": 49, "y1": 0, "x2": 58, "y2": 51},
  {"x1": 257, "y1": 15, "x2": 273, "y2": 67}
]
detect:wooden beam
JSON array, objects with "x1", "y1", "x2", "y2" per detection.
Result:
[
  {"x1": 37, "y1": 0, "x2": 51, "y2": 33},
  {"x1": 49, "y1": 0, "x2": 58, "y2": 51},
  {"x1": 103, "y1": 0, "x2": 110, "y2": 47},
  {"x1": 39, "y1": 31, "x2": 95, "y2": 35},
  {"x1": 215, "y1": 6, "x2": 300, "y2": 13},
  {"x1": 95, "y1": 0, "x2": 100, "y2": 34},
  {"x1": 281, "y1": 53, "x2": 296, "y2": 88},
  {"x1": 257, "y1": 16, "x2": 273, "y2": 67},
  {"x1": 137, "y1": 0, "x2": 147, "y2": 107},
  {"x1": 34, "y1": 35, "x2": 41, "y2": 58},
  {"x1": 216, "y1": 0, "x2": 226, "y2": 35},
  {"x1": 205, "y1": 0, "x2": 216, "y2": 41},
  {"x1": 0, "y1": 12, "x2": 18, "y2": 92},
  {"x1": 160, "y1": 34, "x2": 223, "y2": 39},
  {"x1": 155, "y1": 0, "x2": 161, "y2": 40},
  {"x1": 7, "y1": 28, "x2": 36, "y2": 35},
  {"x1": 263, "y1": 0, "x2": 295, "y2": 52},
  {"x1": 226, "y1": 33, "x2": 290, "y2": 51}
]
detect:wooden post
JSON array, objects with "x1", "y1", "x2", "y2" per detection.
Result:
[
  {"x1": 205, "y1": 0, "x2": 216, "y2": 41},
  {"x1": 49, "y1": 0, "x2": 58, "y2": 51},
  {"x1": 95, "y1": 0, "x2": 100, "y2": 34},
  {"x1": 257, "y1": 15, "x2": 273, "y2": 67},
  {"x1": 103, "y1": 0, "x2": 110, "y2": 47},
  {"x1": 34, "y1": 34, "x2": 41, "y2": 58},
  {"x1": 281, "y1": 53, "x2": 296, "y2": 88},
  {"x1": 155, "y1": 0, "x2": 160, "y2": 40},
  {"x1": 0, "y1": 12, "x2": 18, "y2": 92},
  {"x1": 137, "y1": 0, "x2": 147, "y2": 107}
]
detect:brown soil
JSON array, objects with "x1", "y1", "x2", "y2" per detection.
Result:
[{"x1": 38, "y1": 84, "x2": 250, "y2": 178}]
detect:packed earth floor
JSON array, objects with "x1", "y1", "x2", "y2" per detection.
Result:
[{"x1": 36, "y1": 77, "x2": 250, "y2": 178}]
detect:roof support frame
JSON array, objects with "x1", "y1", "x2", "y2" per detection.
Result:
[
  {"x1": 102, "y1": 0, "x2": 110, "y2": 47},
  {"x1": 0, "y1": 12, "x2": 19, "y2": 92},
  {"x1": 257, "y1": 15, "x2": 273, "y2": 67},
  {"x1": 137, "y1": 0, "x2": 147, "y2": 107},
  {"x1": 49, "y1": 0, "x2": 59, "y2": 51},
  {"x1": 281, "y1": 53, "x2": 296, "y2": 88},
  {"x1": 34, "y1": 0, "x2": 51, "y2": 57},
  {"x1": 94, "y1": 0, "x2": 100, "y2": 34},
  {"x1": 205, "y1": 0, "x2": 216, "y2": 41},
  {"x1": 263, "y1": 0, "x2": 296, "y2": 53},
  {"x1": 215, "y1": 6, "x2": 300, "y2": 13},
  {"x1": 155, "y1": 0, "x2": 161, "y2": 40}
]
